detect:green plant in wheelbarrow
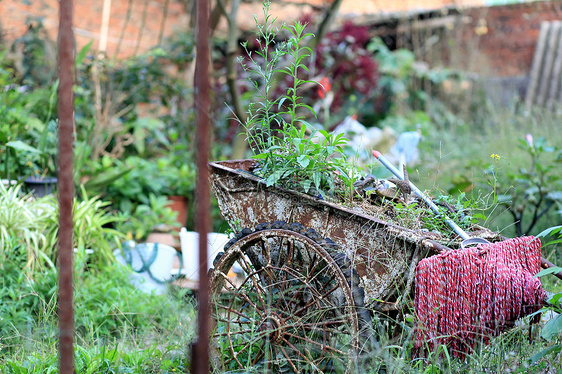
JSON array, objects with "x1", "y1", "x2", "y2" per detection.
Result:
[{"x1": 240, "y1": 5, "x2": 353, "y2": 200}]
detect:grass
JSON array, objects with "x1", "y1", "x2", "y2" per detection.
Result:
[{"x1": 0, "y1": 265, "x2": 197, "y2": 373}]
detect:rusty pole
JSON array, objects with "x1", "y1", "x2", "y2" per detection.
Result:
[
  {"x1": 57, "y1": 0, "x2": 75, "y2": 372},
  {"x1": 192, "y1": 0, "x2": 211, "y2": 371}
]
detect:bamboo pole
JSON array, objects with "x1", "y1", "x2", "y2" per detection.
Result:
[{"x1": 99, "y1": 0, "x2": 112, "y2": 54}]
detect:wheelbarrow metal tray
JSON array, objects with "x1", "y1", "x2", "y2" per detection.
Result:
[{"x1": 208, "y1": 159, "x2": 496, "y2": 307}]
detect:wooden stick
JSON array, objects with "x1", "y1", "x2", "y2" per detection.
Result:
[{"x1": 541, "y1": 257, "x2": 562, "y2": 281}]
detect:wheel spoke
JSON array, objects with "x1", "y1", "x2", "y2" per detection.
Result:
[
  {"x1": 213, "y1": 327, "x2": 255, "y2": 338},
  {"x1": 279, "y1": 344, "x2": 299, "y2": 373},
  {"x1": 281, "y1": 337, "x2": 325, "y2": 373},
  {"x1": 213, "y1": 316, "x2": 252, "y2": 325},
  {"x1": 234, "y1": 289, "x2": 264, "y2": 316},
  {"x1": 217, "y1": 271, "x2": 266, "y2": 316},
  {"x1": 284, "y1": 331, "x2": 345, "y2": 355},
  {"x1": 235, "y1": 256, "x2": 268, "y2": 310},
  {"x1": 216, "y1": 304, "x2": 256, "y2": 323},
  {"x1": 293, "y1": 284, "x2": 339, "y2": 317},
  {"x1": 262, "y1": 236, "x2": 272, "y2": 264},
  {"x1": 305, "y1": 260, "x2": 332, "y2": 285},
  {"x1": 229, "y1": 333, "x2": 262, "y2": 368},
  {"x1": 286, "y1": 237, "x2": 295, "y2": 266},
  {"x1": 251, "y1": 340, "x2": 268, "y2": 366},
  {"x1": 306, "y1": 252, "x2": 324, "y2": 279}
]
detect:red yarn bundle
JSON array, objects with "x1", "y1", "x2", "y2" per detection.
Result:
[{"x1": 414, "y1": 236, "x2": 547, "y2": 358}]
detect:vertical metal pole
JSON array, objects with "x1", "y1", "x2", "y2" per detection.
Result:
[
  {"x1": 193, "y1": 0, "x2": 211, "y2": 372},
  {"x1": 58, "y1": 0, "x2": 75, "y2": 373}
]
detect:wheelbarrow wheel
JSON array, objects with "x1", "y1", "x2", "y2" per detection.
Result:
[{"x1": 208, "y1": 221, "x2": 370, "y2": 373}]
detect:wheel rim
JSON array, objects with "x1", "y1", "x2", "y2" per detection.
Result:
[{"x1": 210, "y1": 229, "x2": 360, "y2": 373}]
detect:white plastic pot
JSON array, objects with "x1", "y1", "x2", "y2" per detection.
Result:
[{"x1": 180, "y1": 229, "x2": 229, "y2": 281}]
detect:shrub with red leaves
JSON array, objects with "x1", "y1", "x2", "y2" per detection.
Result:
[{"x1": 312, "y1": 21, "x2": 380, "y2": 113}]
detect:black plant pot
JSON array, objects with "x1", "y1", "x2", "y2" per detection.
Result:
[{"x1": 24, "y1": 176, "x2": 58, "y2": 197}]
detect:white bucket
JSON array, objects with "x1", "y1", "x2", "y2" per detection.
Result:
[
  {"x1": 113, "y1": 241, "x2": 179, "y2": 294},
  {"x1": 180, "y1": 229, "x2": 230, "y2": 281}
]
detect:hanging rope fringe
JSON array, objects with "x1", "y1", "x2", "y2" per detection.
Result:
[{"x1": 414, "y1": 236, "x2": 547, "y2": 358}]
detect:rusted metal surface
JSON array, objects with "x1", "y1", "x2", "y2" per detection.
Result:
[
  {"x1": 192, "y1": 0, "x2": 211, "y2": 371},
  {"x1": 208, "y1": 159, "x2": 489, "y2": 308},
  {"x1": 57, "y1": 0, "x2": 75, "y2": 372}
]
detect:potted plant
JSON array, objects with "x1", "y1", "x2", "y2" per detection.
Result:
[
  {"x1": 0, "y1": 121, "x2": 58, "y2": 197},
  {"x1": 0, "y1": 68, "x2": 59, "y2": 196},
  {"x1": 158, "y1": 155, "x2": 196, "y2": 228},
  {"x1": 116, "y1": 193, "x2": 181, "y2": 247}
]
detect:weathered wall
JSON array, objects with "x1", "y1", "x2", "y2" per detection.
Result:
[
  {"x1": 425, "y1": 1, "x2": 562, "y2": 77},
  {"x1": 462, "y1": 0, "x2": 562, "y2": 77},
  {"x1": 1, "y1": 0, "x2": 189, "y2": 58},
  {"x1": 1, "y1": 0, "x2": 485, "y2": 58}
]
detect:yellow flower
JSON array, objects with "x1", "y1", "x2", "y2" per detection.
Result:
[{"x1": 490, "y1": 153, "x2": 501, "y2": 160}]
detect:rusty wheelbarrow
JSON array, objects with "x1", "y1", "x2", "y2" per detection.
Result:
[{"x1": 206, "y1": 159, "x2": 559, "y2": 372}]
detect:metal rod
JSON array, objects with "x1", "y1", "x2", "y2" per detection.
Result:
[
  {"x1": 58, "y1": 0, "x2": 75, "y2": 372},
  {"x1": 192, "y1": 0, "x2": 211, "y2": 371},
  {"x1": 372, "y1": 150, "x2": 470, "y2": 240}
]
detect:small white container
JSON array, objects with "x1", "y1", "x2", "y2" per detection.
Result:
[{"x1": 180, "y1": 228, "x2": 229, "y2": 281}]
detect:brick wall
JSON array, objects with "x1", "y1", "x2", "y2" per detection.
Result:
[
  {"x1": 1, "y1": 0, "x2": 189, "y2": 58},
  {"x1": 470, "y1": 0, "x2": 562, "y2": 76},
  {"x1": 430, "y1": 1, "x2": 562, "y2": 77}
]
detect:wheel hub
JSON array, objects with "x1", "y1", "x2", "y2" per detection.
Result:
[{"x1": 258, "y1": 314, "x2": 285, "y2": 342}]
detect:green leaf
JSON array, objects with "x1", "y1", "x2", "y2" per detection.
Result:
[
  {"x1": 298, "y1": 103, "x2": 316, "y2": 117},
  {"x1": 76, "y1": 40, "x2": 93, "y2": 66},
  {"x1": 540, "y1": 314, "x2": 562, "y2": 341},
  {"x1": 277, "y1": 97, "x2": 287, "y2": 110},
  {"x1": 548, "y1": 292, "x2": 562, "y2": 305},
  {"x1": 312, "y1": 172, "x2": 321, "y2": 190},
  {"x1": 536, "y1": 225, "x2": 562, "y2": 239},
  {"x1": 542, "y1": 239, "x2": 562, "y2": 248},
  {"x1": 251, "y1": 153, "x2": 269, "y2": 159},
  {"x1": 265, "y1": 169, "x2": 286, "y2": 187},
  {"x1": 297, "y1": 155, "x2": 309, "y2": 168},
  {"x1": 472, "y1": 213, "x2": 487, "y2": 221},
  {"x1": 529, "y1": 345, "x2": 562, "y2": 364},
  {"x1": 6, "y1": 140, "x2": 42, "y2": 154},
  {"x1": 84, "y1": 165, "x2": 133, "y2": 192},
  {"x1": 534, "y1": 267, "x2": 562, "y2": 278},
  {"x1": 301, "y1": 179, "x2": 312, "y2": 193}
]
